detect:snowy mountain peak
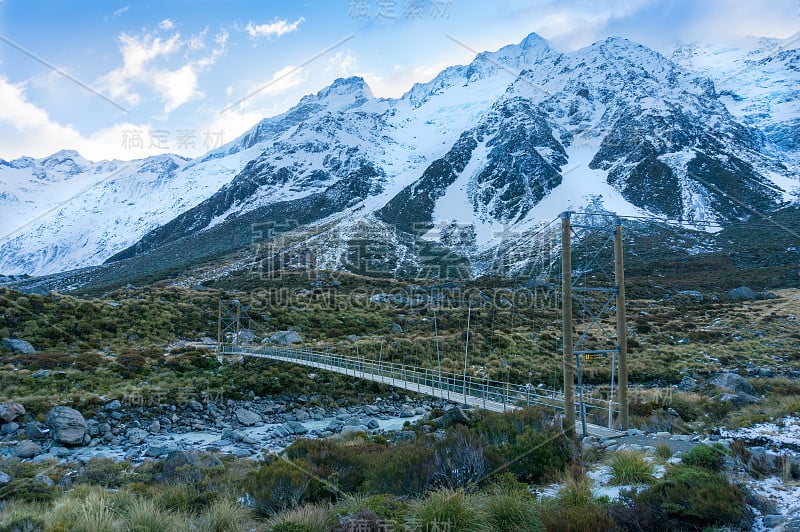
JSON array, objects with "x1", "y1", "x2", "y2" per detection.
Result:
[{"x1": 299, "y1": 76, "x2": 374, "y2": 109}]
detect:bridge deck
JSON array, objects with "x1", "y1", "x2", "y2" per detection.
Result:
[{"x1": 222, "y1": 345, "x2": 624, "y2": 439}]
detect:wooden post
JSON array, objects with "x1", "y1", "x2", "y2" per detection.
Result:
[
  {"x1": 561, "y1": 212, "x2": 576, "y2": 439},
  {"x1": 216, "y1": 300, "x2": 222, "y2": 353},
  {"x1": 614, "y1": 217, "x2": 629, "y2": 430},
  {"x1": 463, "y1": 303, "x2": 471, "y2": 405}
]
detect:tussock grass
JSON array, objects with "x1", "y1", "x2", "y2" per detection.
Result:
[
  {"x1": 609, "y1": 451, "x2": 653, "y2": 485},
  {"x1": 266, "y1": 501, "x2": 332, "y2": 532}
]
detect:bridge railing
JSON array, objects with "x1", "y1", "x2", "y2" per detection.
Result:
[{"x1": 221, "y1": 344, "x2": 618, "y2": 417}]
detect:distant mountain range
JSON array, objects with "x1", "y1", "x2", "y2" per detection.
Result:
[{"x1": 1, "y1": 32, "x2": 797, "y2": 290}]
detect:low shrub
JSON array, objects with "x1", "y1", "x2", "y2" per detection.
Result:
[
  {"x1": 246, "y1": 458, "x2": 311, "y2": 515},
  {"x1": 503, "y1": 427, "x2": 573, "y2": 484},
  {"x1": 628, "y1": 465, "x2": 748, "y2": 530},
  {"x1": 680, "y1": 444, "x2": 726, "y2": 472},
  {"x1": 0, "y1": 479, "x2": 59, "y2": 504}
]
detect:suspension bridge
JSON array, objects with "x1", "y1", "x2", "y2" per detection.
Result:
[
  {"x1": 220, "y1": 344, "x2": 625, "y2": 439},
  {"x1": 218, "y1": 211, "x2": 634, "y2": 440}
]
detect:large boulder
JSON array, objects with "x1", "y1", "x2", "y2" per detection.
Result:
[
  {"x1": 1, "y1": 338, "x2": 35, "y2": 354},
  {"x1": 46, "y1": 406, "x2": 88, "y2": 445},
  {"x1": 126, "y1": 428, "x2": 149, "y2": 445},
  {"x1": 709, "y1": 372, "x2": 757, "y2": 396},
  {"x1": 158, "y1": 450, "x2": 222, "y2": 483},
  {"x1": 727, "y1": 286, "x2": 756, "y2": 300},
  {"x1": 15, "y1": 440, "x2": 41, "y2": 459},
  {"x1": 235, "y1": 408, "x2": 262, "y2": 426},
  {"x1": 268, "y1": 331, "x2": 302, "y2": 345},
  {"x1": 0, "y1": 402, "x2": 25, "y2": 423}
]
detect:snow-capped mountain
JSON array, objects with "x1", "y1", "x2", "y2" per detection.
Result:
[{"x1": 1, "y1": 32, "x2": 798, "y2": 280}]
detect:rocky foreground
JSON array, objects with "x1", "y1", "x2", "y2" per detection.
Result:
[{"x1": 0, "y1": 392, "x2": 452, "y2": 466}]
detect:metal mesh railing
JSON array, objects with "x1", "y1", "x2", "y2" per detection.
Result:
[{"x1": 221, "y1": 344, "x2": 619, "y2": 419}]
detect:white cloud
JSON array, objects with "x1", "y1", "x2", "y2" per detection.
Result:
[
  {"x1": 231, "y1": 65, "x2": 307, "y2": 110},
  {"x1": 98, "y1": 27, "x2": 227, "y2": 113},
  {"x1": 244, "y1": 17, "x2": 304, "y2": 39},
  {"x1": 326, "y1": 50, "x2": 357, "y2": 76},
  {"x1": 0, "y1": 78, "x2": 83, "y2": 159},
  {"x1": 112, "y1": 5, "x2": 129, "y2": 18},
  {"x1": 363, "y1": 63, "x2": 449, "y2": 98},
  {"x1": 159, "y1": 19, "x2": 175, "y2": 30}
]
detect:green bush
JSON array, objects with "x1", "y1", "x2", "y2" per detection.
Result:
[
  {"x1": 609, "y1": 451, "x2": 653, "y2": 485},
  {"x1": 680, "y1": 444, "x2": 726, "y2": 472},
  {"x1": 367, "y1": 440, "x2": 435, "y2": 497},
  {"x1": 632, "y1": 466, "x2": 748, "y2": 530},
  {"x1": 246, "y1": 458, "x2": 311, "y2": 515},
  {"x1": 0, "y1": 479, "x2": 59, "y2": 504},
  {"x1": 503, "y1": 427, "x2": 573, "y2": 484},
  {"x1": 409, "y1": 489, "x2": 487, "y2": 532}
]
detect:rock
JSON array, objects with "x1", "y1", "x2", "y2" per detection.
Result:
[
  {"x1": 126, "y1": 428, "x2": 149, "y2": 445},
  {"x1": 655, "y1": 431, "x2": 671, "y2": 439},
  {"x1": 188, "y1": 400, "x2": 204, "y2": 412},
  {"x1": 326, "y1": 419, "x2": 344, "y2": 432},
  {"x1": 33, "y1": 473, "x2": 54, "y2": 487},
  {"x1": 15, "y1": 440, "x2": 41, "y2": 459},
  {"x1": 0, "y1": 422, "x2": 20, "y2": 436},
  {"x1": 364, "y1": 405, "x2": 380, "y2": 415},
  {"x1": 0, "y1": 402, "x2": 25, "y2": 423},
  {"x1": 395, "y1": 431, "x2": 416, "y2": 442},
  {"x1": 50, "y1": 446, "x2": 70, "y2": 458},
  {"x1": 763, "y1": 515, "x2": 785, "y2": 528},
  {"x1": 627, "y1": 428, "x2": 644, "y2": 436},
  {"x1": 46, "y1": 406, "x2": 88, "y2": 445},
  {"x1": 127, "y1": 334, "x2": 141, "y2": 342},
  {"x1": 757, "y1": 367, "x2": 774, "y2": 378},
  {"x1": 341, "y1": 425, "x2": 369, "y2": 437},
  {"x1": 285, "y1": 421, "x2": 308, "y2": 435},
  {"x1": 709, "y1": 372, "x2": 757, "y2": 396},
  {"x1": 237, "y1": 329, "x2": 256, "y2": 344},
  {"x1": 677, "y1": 290, "x2": 704, "y2": 301},
  {"x1": 366, "y1": 419, "x2": 380, "y2": 430},
  {"x1": 148, "y1": 420, "x2": 161, "y2": 434},
  {"x1": 0, "y1": 471, "x2": 9, "y2": 484},
  {"x1": 30, "y1": 369, "x2": 50, "y2": 378},
  {"x1": 104, "y1": 399, "x2": 121, "y2": 411},
  {"x1": 25, "y1": 422, "x2": 48, "y2": 440},
  {"x1": 442, "y1": 406, "x2": 470, "y2": 425},
  {"x1": 158, "y1": 450, "x2": 222, "y2": 483},
  {"x1": 268, "y1": 331, "x2": 302, "y2": 345},
  {"x1": 145, "y1": 442, "x2": 178, "y2": 458},
  {"x1": 399, "y1": 405, "x2": 415, "y2": 418},
  {"x1": 390, "y1": 323, "x2": 404, "y2": 333},
  {"x1": 1, "y1": 338, "x2": 35, "y2": 354},
  {"x1": 235, "y1": 408, "x2": 262, "y2": 426},
  {"x1": 717, "y1": 392, "x2": 759, "y2": 405},
  {"x1": 727, "y1": 286, "x2": 756, "y2": 300},
  {"x1": 677, "y1": 376, "x2": 698, "y2": 391}
]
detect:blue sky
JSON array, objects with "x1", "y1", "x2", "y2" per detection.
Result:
[{"x1": 0, "y1": 0, "x2": 797, "y2": 160}]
